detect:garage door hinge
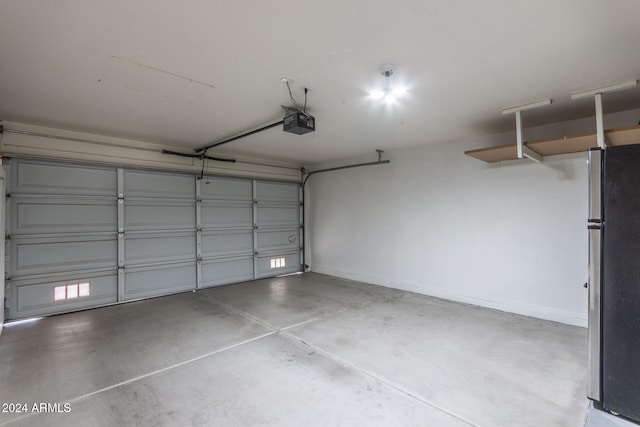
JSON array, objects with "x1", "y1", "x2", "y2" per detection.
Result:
[
  {"x1": 5, "y1": 193, "x2": 10, "y2": 199},
  {"x1": 5, "y1": 234, "x2": 9, "y2": 241}
]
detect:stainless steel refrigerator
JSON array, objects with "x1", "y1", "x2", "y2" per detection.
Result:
[{"x1": 588, "y1": 145, "x2": 640, "y2": 424}]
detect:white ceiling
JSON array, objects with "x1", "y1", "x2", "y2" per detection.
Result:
[{"x1": 1, "y1": 0, "x2": 639, "y2": 165}]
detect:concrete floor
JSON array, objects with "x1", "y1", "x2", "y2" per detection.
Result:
[{"x1": 0, "y1": 272, "x2": 589, "y2": 426}]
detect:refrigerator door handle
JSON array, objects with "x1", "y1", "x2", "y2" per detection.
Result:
[{"x1": 588, "y1": 149, "x2": 602, "y2": 222}]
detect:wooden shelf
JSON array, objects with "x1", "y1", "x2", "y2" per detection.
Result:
[
  {"x1": 463, "y1": 143, "x2": 518, "y2": 163},
  {"x1": 606, "y1": 124, "x2": 640, "y2": 146},
  {"x1": 465, "y1": 124, "x2": 640, "y2": 163}
]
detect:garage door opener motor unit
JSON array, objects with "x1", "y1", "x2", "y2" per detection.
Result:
[{"x1": 283, "y1": 111, "x2": 315, "y2": 135}]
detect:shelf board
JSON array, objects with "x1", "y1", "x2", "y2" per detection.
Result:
[
  {"x1": 526, "y1": 131, "x2": 596, "y2": 156},
  {"x1": 606, "y1": 124, "x2": 640, "y2": 146},
  {"x1": 464, "y1": 143, "x2": 518, "y2": 163},
  {"x1": 465, "y1": 124, "x2": 640, "y2": 163}
]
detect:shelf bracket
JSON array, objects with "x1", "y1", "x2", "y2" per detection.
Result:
[
  {"x1": 502, "y1": 99, "x2": 550, "y2": 163},
  {"x1": 594, "y1": 93, "x2": 606, "y2": 149},
  {"x1": 515, "y1": 111, "x2": 543, "y2": 163},
  {"x1": 571, "y1": 80, "x2": 637, "y2": 150}
]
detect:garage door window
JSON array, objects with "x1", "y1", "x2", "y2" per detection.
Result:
[
  {"x1": 270, "y1": 258, "x2": 286, "y2": 269},
  {"x1": 54, "y1": 283, "x2": 91, "y2": 301}
]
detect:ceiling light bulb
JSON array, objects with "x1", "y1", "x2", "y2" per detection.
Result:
[
  {"x1": 383, "y1": 94, "x2": 397, "y2": 104},
  {"x1": 391, "y1": 86, "x2": 407, "y2": 97},
  {"x1": 369, "y1": 90, "x2": 385, "y2": 100},
  {"x1": 369, "y1": 64, "x2": 407, "y2": 103}
]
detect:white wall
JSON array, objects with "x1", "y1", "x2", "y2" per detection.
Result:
[{"x1": 308, "y1": 110, "x2": 640, "y2": 327}]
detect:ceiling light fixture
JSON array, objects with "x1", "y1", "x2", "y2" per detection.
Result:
[{"x1": 370, "y1": 64, "x2": 407, "y2": 103}]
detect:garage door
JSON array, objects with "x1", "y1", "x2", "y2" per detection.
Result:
[{"x1": 5, "y1": 159, "x2": 302, "y2": 319}]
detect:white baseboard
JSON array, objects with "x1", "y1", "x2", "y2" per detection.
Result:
[{"x1": 311, "y1": 267, "x2": 587, "y2": 328}]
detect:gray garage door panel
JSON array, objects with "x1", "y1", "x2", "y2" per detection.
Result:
[
  {"x1": 201, "y1": 230, "x2": 253, "y2": 258},
  {"x1": 124, "y1": 261, "x2": 196, "y2": 300},
  {"x1": 257, "y1": 205, "x2": 299, "y2": 227},
  {"x1": 123, "y1": 170, "x2": 195, "y2": 199},
  {"x1": 11, "y1": 197, "x2": 116, "y2": 235},
  {"x1": 10, "y1": 271, "x2": 118, "y2": 318},
  {"x1": 124, "y1": 231, "x2": 196, "y2": 267},
  {"x1": 6, "y1": 159, "x2": 303, "y2": 318},
  {"x1": 11, "y1": 234, "x2": 117, "y2": 277},
  {"x1": 11, "y1": 160, "x2": 116, "y2": 197},
  {"x1": 257, "y1": 228, "x2": 300, "y2": 254},
  {"x1": 254, "y1": 181, "x2": 301, "y2": 277},
  {"x1": 124, "y1": 199, "x2": 196, "y2": 231},
  {"x1": 255, "y1": 181, "x2": 299, "y2": 203},
  {"x1": 201, "y1": 202, "x2": 253, "y2": 229},
  {"x1": 256, "y1": 252, "x2": 300, "y2": 278},
  {"x1": 201, "y1": 256, "x2": 254, "y2": 288},
  {"x1": 121, "y1": 171, "x2": 198, "y2": 300},
  {"x1": 201, "y1": 177, "x2": 252, "y2": 201}
]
